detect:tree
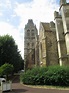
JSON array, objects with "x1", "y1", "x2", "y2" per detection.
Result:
[
  {"x1": 0, "y1": 63, "x2": 14, "y2": 79},
  {"x1": 0, "y1": 35, "x2": 24, "y2": 72}
]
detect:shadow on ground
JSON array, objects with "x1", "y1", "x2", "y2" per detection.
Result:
[
  {"x1": 13, "y1": 89, "x2": 28, "y2": 92},
  {"x1": 3, "y1": 89, "x2": 28, "y2": 93}
]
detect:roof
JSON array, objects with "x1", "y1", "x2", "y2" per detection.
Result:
[{"x1": 41, "y1": 22, "x2": 51, "y2": 31}]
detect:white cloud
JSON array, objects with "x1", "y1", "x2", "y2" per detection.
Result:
[
  {"x1": 0, "y1": 22, "x2": 24, "y2": 58},
  {"x1": 13, "y1": 0, "x2": 60, "y2": 59},
  {"x1": 14, "y1": 0, "x2": 59, "y2": 30},
  {"x1": 5, "y1": 0, "x2": 12, "y2": 9},
  {"x1": 0, "y1": 12, "x2": 3, "y2": 16},
  {"x1": 0, "y1": 0, "x2": 61, "y2": 59}
]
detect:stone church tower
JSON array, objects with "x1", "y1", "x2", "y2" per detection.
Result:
[{"x1": 24, "y1": 19, "x2": 38, "y2": 59}]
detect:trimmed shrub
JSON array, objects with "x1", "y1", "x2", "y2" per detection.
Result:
[{"x1": 20, "y1": 66, "x2": 69, "y2": 86}]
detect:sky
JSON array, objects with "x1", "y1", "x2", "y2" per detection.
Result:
[{"x1": 0, "y1": 0, "x2": 69, "y2": 59}]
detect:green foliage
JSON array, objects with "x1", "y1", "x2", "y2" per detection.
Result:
[
  {"x1": 20, "y1": 66, "x2": 48, "y2": 85},
  {"x1": 0, "y1": 35, "x2": 24, "y2": 72},
  {"x1": 20, "y1": 66, "x2": 69, "y2": 86},
  {"x1": 0, "y1": 63, "x2": 14, "y2": 79}
]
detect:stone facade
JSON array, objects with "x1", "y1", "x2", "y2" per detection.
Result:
[
  {"x1": 25, "y1": 49, "x2": 35, "y2": 70},
  {"x1": 24, "y1": 19, "x2": 38, "y2": 69},
  {"x1": 39, "y1": 22, "x2": 58, "y2": 66},
  {"x1": 54, "y1": 0, "x2": 69, "y2": 65},
  {"x1": 24, "y1": 0, "x2": 69, "y2": 70},
  {"x1": 35, "y1": 35, "x2": 39, "y2": 66}
]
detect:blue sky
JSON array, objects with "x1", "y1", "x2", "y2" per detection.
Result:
[{"x1": 0, "y1": 0, "x2": 69, "y2": 59}]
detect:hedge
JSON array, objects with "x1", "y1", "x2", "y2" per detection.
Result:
[{"x1": 20, "y1": 66, "x2": 69, "y2": 86}]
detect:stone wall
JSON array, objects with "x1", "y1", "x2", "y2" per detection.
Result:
[{"x1": 39, "y1": 22, "x2": 58, "y2": 67}]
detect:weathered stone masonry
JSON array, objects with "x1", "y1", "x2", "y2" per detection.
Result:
[{"x1": 24, "y1": 0, "x2": 69, "y2": 69}]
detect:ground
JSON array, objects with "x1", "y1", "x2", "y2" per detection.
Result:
[{"x1": 2, "y1": 75, "x2": 69, "y2": 93}]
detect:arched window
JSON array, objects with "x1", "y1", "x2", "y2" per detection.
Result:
[
  {"x1": 31, "y1": 29, "x2": 34, "y2": 32},
  {"x1": 27, "y1": 29, "x2": 30, "y2": 32},
  {"x1": 32, "y1": 43, "x2": 34, "y2": 47},
  {"x1": 32, "y1": 33, "x2": 34, "y2": 36},
  {"x1": 27, "y1": 43, "x2": 30, "y2": 46},
  {"x1": 27, "y1": 29, "x2": 30, "y2": 36}
]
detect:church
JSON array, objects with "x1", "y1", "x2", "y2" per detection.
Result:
[{"x1": 24, "y1": 0, "x2": 69, "y2": 70}]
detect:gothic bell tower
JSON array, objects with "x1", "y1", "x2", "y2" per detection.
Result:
[{"x1": 24, "y1": 19, "x2": 38, "y2": 59}]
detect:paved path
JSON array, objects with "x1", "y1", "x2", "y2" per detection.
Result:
[
  {"x1": 3, "y1": 83, "x2": 69, "y2": 93},
  {"x1": 3, "y1": 75, "x2": 69, "y2": 93}
]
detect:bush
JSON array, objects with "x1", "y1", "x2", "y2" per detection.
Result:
[
  {"x1": 20, "y1": 66, "x2": 69, "y2": 86},
  {"x1": 0, "y1": 63, "x2": 14, "y2": 79}
]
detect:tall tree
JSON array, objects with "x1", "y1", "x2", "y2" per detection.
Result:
[{"x1": 0, "y1": 35, "x2": 24, "y2": 72}]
